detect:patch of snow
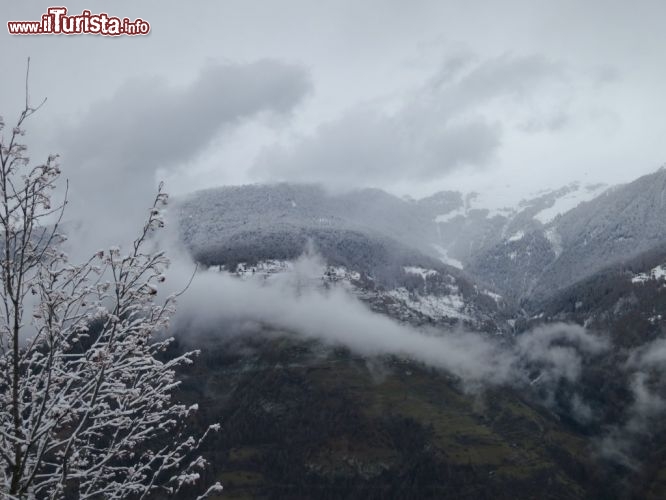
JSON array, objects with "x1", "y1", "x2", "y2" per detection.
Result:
[
  {"x1": 227, "y1": 259, "x2": 472, "y2": 323},
  {"x1": 435, "y1": 194, "x2": 515, "y2": 223},
  {"x1": 404, "y1": 266, "x2": 438, "y2": 279},
  {"x1": 325, "y1": 266, "x2": 361, "y2": 282},
  {"x1": 232, "y1": 260, "x2": 366, "y2": 286},
  {"x1": 632, "y1": 264, "x2": 666, "y2": 284},
  {"x1": 463, "y1": 191, "x2": 519, "y2": 219},
  {"x1": 482, "y1": 290, "x2": 503, "y2": 303},
  {"x1": 534, "y1": 183, "x2": 608, "y2": 224},
  {"x1": 508, "y1": 231, "x2": 525, "y2": 242},
  {"x1": 544, "y1": 227, "x2": 563, "y2": 257},
  {"x1": 386, "y1": 288, "x2": 469, "y2": 321},
  {"x1": 435, "y1": 207, "x2": 466, "y2": 223},
  {"x1": 648, "y1": 314, "x2": 662, "y2": 324},
  {"x1": 432, "y1": 244, "x2": 463, "y2": 269},
  {"x1": 234, "y1": 260, "x2": 294, "y2": 276},
  {"x1": 485, "y1": 207, "x2": 516, "y2": 219}
]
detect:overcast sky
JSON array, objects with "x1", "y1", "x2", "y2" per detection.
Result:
[{"x1": 2, "y1": 0, "x2": 665, "y2": 214}]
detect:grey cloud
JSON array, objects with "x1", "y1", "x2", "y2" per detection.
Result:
[
  {"x1": 56, "y1": 59, "x2": 311, "y2": 250},
  {"x1": 415, "y1": 53, "x2": 575, "y2": 134},
  {"x1": 1, "y1": 0, "x2": 659, "y2": 201},
  {"x1": 428, "y1": 51, "x2": 478, "y2": 88},
  {"x1": 592, "y1": 65, "x2": 622, "y2": 86},
  {"x1": 253, "y1": 53, "x2": 581, "y2": 188},
  {"x1": 254, "y1": 107, "x2": 413, "y2": 186},
  {"x1": 441, "y1": 53, "x2": 568, "y2": 103},
  {"x1": 253, "y1": 100, "x2": 502, "y2": 189},
  {"x1": 518, "y1": 111, "x2": 570, "y2": 133},
  {"x1": 421, "y1": 120, "x2": 501, "y2": 175},
  {"x1": 62, "y1": 59, "x2": 311, "y2": 173}
]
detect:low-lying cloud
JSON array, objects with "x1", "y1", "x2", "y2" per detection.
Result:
[
  {"x1": 167, "y1": 252, "x2": 608, "y2": 392},
  {"x1": 597, "y1": 337, "x2": 666, "y2": 468}
]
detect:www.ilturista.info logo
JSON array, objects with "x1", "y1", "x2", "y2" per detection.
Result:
[{"x1": 7, "y1": 7, "x2": 150, "y2": 36}]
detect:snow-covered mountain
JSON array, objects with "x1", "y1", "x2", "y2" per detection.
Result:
[
  {"x1": 468, "y1": 167, "x2": 666, "y2": 301},
  {"x1": 174, "y1": 169, "x2": 666, "y2": 498},
  {"x1": 177, "y1": 166, "x2": 666, "y2": 313},
  {"x1": 179, "y1": 183, "x2": 440, "y2": 279},
  {"x1": 177, "y1": 184, "x2": 516, "y2": 331},
  {"x1": 423, "y1": 181, "x2": 609, "y2": 269}
]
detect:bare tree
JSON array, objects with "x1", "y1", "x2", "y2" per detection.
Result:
[{"x1": 0, "y1": 63, "x2": 222, "y2": 499}]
